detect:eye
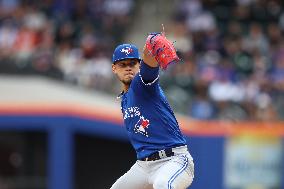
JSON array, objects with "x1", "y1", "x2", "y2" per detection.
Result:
[
  {"x1": 116, "y1": 62, "x2": 126, "y2": 67},
  {"x1": 130, "y1": 61, "x2": 136, "y2": 65},
  {"x1": 116, "y1": 60, "x2": 138, "y2": 68}
]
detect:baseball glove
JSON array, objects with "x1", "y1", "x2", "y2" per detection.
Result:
[{"x1": 145, "y1": 31, "x2": 180, "y2": 70}]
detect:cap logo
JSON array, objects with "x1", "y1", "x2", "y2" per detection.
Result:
[{"x1": 121, "y1": 47, "x2": 133, "y2": 55}]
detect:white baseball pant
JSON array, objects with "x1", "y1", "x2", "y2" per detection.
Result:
[{"x1": 110, "y1": 146, "x2": 194, "y2": 189}]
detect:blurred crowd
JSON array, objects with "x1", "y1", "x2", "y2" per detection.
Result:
[
  {"x1": 163, "y1": 0, "x2": 284, "y2": 121},
  {"x1": 0, "y1": 0, "x2": 283, "y2": 121},
  {"x1": 0, "y1": 0, "x2": 134, "y2": 93}
]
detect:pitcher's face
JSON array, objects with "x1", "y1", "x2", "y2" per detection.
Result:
[{"x1": 112, "y1": 59, "x2": 140, "y2": 85}]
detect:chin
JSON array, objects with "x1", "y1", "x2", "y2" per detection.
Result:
[{"x1": 122, "y1": 78, "x2": 133, "y2": 85}]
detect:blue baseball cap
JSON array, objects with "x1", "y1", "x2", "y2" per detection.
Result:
[{"x1": 112, "y1": 44, "x2": 141, "y2": 63}]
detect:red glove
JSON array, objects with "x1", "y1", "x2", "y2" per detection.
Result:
[{"x1": 145, "y1": 32, "x2": 180, "y2": 70}]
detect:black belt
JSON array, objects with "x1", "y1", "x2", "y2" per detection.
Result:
[{"x1": 141, "y1": 148, "x2": 175, "y2": 161}]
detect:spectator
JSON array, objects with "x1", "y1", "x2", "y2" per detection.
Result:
[{"x1": 0, "y1": 0, "x2": 284, "y2": 121}]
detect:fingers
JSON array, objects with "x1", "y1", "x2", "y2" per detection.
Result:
[
  {"x1": 142, "y1": 45, "x2": 158, "y2": 67},
  {"x1": 161, "y1": 24, "x2": 165, "y2": 35},
  {"x1": 142, "y1": 44, "x2": 147, "y2": 55},
  {"x1": 143, "y1": 44, "x2": 152, "y2": 58}
]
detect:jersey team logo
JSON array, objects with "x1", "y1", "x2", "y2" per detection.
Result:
[
  {"x1": 121, "y1": 47, "x2": 133, "y2": 55},
  {"x1": 134, "y1": 116, "x2": 150, "y2": 137}
]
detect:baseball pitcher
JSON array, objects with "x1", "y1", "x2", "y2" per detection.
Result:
[{"x1": 110, "y1": 32, "x2": 194, "y2": 189}]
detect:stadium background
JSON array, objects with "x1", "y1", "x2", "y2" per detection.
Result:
[{"x1": 0, "y1": 0, "x2": 283, "y2": 188}]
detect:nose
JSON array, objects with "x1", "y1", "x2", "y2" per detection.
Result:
[{"x1": 124, "y1": 64, "x2": 133, "y2": 70}]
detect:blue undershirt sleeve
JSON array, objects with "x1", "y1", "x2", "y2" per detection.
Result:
[
  {"x1": 139, "y1": 60, "x2": 159, "y2": 84},
  {"x1": 131, "y1": 60, "x2": 160, "y2": 96}
]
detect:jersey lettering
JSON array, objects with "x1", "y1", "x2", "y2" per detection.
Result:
[{"x1": 123, "y1": 106, "x2": 141, "y2": 120}]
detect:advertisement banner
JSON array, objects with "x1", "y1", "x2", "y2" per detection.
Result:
[{"x1": 224, "y1": 134, "x2": 283, "y2": 189}]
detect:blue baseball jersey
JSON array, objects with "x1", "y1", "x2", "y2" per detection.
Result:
[{"x1": 119, "y1": 62, "x2": 187, "y2": 160}]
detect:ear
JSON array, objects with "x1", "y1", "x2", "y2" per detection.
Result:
[{"x1": 112, "y1": 64, "x2": 116, "y2": 73}]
